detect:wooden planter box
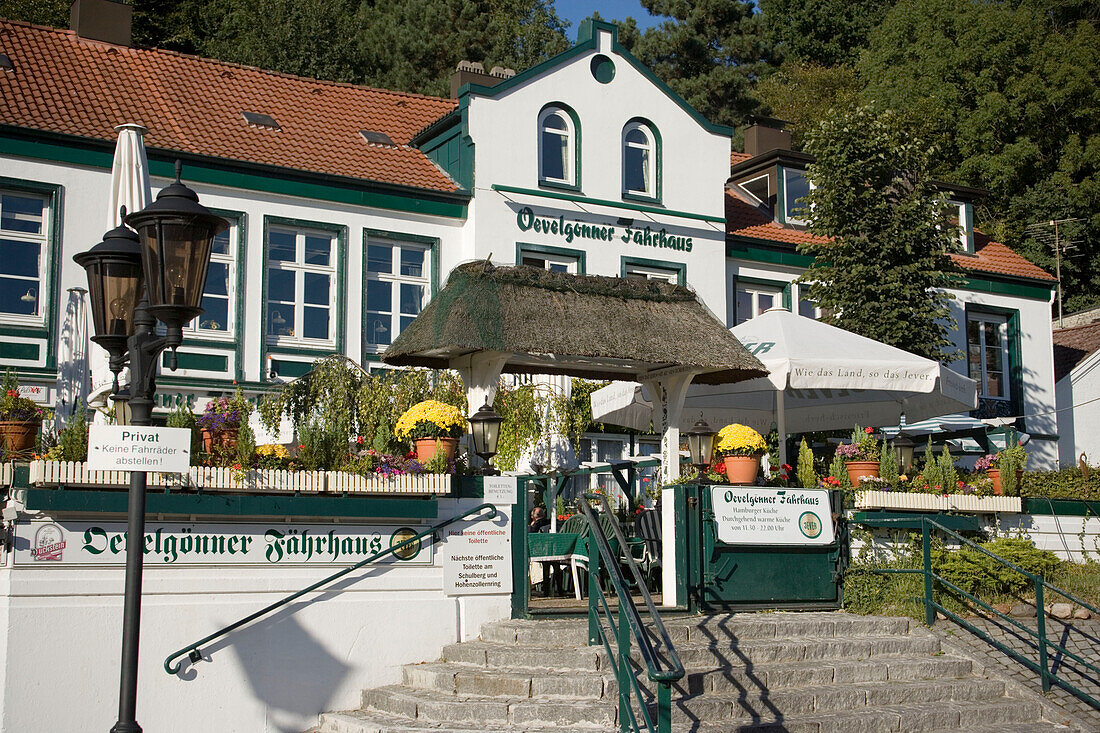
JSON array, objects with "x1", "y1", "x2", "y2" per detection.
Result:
[
  {"x1": 855, "y1": 489, "x2": 1022, "y2": 513},
  {"x1": 27, "y1": 460, "x2": 449, "y2": 496}
]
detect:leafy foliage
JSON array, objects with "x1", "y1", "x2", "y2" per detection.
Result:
[
  {"x1": 797, "y1": 106, "x2": 962, "y2": 361},
  {"x1": 933, "y1": 538, "x2": 1061, "y2": 598},
  {"x1": 1020, "y1": 466, "x2": 1100, "y2": 500},
  {"x1": 878, "y1": 439, "x2": 898, "y2": 486},
  {"x1": 760, "y1": 0, "x2": 890, "y2": 66},
  {"x1": 755, "y1": 61, "x2": 864, "y2": 148},
  {"x1": 796, "y1": 437, "x2": 816, "y2": 488}
]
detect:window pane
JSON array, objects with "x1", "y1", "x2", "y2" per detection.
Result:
[
  {"x1": 268, "y1": 230, "x2": 295, "y2": 262},
  {"x1": 1, "y1": 194, "x2": 44, "y2": 234},
  {"x1": 367, "y1": 244, "x2": 392, "y2": 273},
  {"x1": 543, "y1": 113, "x2": 567, "y2": 131},
  {"x1": 521, "y1": 256, "x2": 544, "y2": 269},
  {"x1": 625, "y1": 147, "x2": 648, "y2": 193},
  {"x1": 785, "y1": 170, "x2": 811, "y2": 221},
  {"x1": 304, "y1": 272, "x2": 329, "y2": 305},
  {"x1": 0, "y1": 238, "x2": 40, "y2": 277},
  {"x1": 199, "y1": 296, "x2": 229, "y2": 331},
  {"x1": 267, "y1": 306, "x2": 292, "y2": 336},
  {"x1": 798, "y1": 298, "x2": 816, "y2": 318},
  {"x1": 366, "y1": 313, "x2": 390, "y2": 345},
  {"x1": 967, "y1": 319, "x2": 980, "y2": 345},
  {"x1": 0, "y1": 276, "x2": 37, "y2": 315},
  {"x1": 400, "y1": 247, "x2": 424, "y2": 277},
  {"x1": 736, "y1": 290, "x2": 753, "y2": 325},
  {"x1": 983, "y1": 321, "x2": 1001, "y2": 348},
  {"x1": 303, "y1": 306, "x2": 329, "y2": 339},
  {"x1": 400, "y1": 315, "x2": 416, "y2": 334},
  {"x1": 984, "y1": 345, "x2": 1002, "y2": 373},
  {"x1": 549, "y1": 262, "x2": 568, "y2": 273},
  {"x1": 366, "y1": 279, "x2": 391, "y2": 312},
  {"x1": 210, "y1": 229, "x2": 231, "y2": 256},
  {"x1": 204, "y1": 262, "x2": 229, "y2": 297},
  {"x1": 267, "y1": 268, "x2": 294, "y2": 302},
  {"x1": 987, "y1": 372, "x2": 1004, "y2": 398},
  {"x1": 400, "y1": 283, "x2": 423, "y2": 315},
  {"x1": 758, "y1": 293, "x2": 774, "y2": 314},
  {"x1": 625, "y1": 129, "x2": 647, "y2": 145},
  {"x1": 541, "y1": 130, "x2": 566, "y2": 181},
  {"x1": 304, "y1": 234, "x2": 331, "y2": 266}
]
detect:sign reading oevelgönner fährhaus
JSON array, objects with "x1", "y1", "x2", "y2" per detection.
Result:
[
  {"x1": 87, "y1": 425, "x2": 191, "y2": 473},
  {"x1": 712, "y1": 486, "x2": 834, "y2": 545},
  {"x1": 442, "y1": 509, "x2": 512, "y2": 596}
]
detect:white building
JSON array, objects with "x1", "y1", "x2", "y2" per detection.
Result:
[
  {"x1": 1054, "y1": 313, "x2": 1100, "y2": 466},
  {"x1": 0, "y1": 6, "x2": 1061, "y2": 731}
]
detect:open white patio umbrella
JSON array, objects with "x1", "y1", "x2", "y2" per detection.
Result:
[
  {"x1": 592, "y1": 308, "x2": 978, "y2": 464},
  {"x1": 87, "y1": 123, "x2": 151, "y2": 422}
]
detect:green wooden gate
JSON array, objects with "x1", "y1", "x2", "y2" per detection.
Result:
[{"x1": 682, "y1": 484, "x2": 847, "y2": 611}]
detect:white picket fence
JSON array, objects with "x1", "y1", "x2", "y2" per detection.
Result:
[
  {"x1": 855, "y1": 489, "x2": 1022, "y2": 513},
  {"x1": 25, "y1": 460, "x2": 449, "y2": 496}
]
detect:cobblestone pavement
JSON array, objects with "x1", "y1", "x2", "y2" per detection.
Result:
[{"x1": 932, "y1": 611, "x2": 1100, "y2": 730}]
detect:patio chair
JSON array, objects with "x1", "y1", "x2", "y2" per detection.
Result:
[
  {"x1": 571, "y1": 512, "x2": 623, "y2": 596},
  {"x1": 528, "y1": 514, "x2": 590, "y2": 599},
  {"x1": 631, "y1": 509, "x2": 662, "y2": 592}
]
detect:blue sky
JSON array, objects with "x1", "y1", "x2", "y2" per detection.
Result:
[{"x1": 554, "y1": 1, "x2": 665, "y2": 39}]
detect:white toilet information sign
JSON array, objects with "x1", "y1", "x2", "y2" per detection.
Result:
[
  {"x1": 87, "y1": 425, "x2": 192, "y2": 473},
  {"x1": 442, "y1": 510, "x2": 512, "y2": 596},
  {"x1": 712, "y1": 486, "x2": 834, "y2": 545}
]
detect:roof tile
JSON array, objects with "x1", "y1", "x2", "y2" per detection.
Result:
[
  {"x1": 0, "y1": 20, "x2": 460, "y2": 192},
  {"x1": 1053, "y1": 321, "x2": 1100, "y2": 381}
]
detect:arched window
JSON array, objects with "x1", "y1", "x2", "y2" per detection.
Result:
[
  {"x1": 622, "y1": 120, "x2": 658, "y2": 200},
  {"x1": 538, "y1": 106, "x2": 577, "y2": 187}
]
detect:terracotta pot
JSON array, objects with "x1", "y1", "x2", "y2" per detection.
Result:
[
  {"x1": 0, "y1": 419, "x2": 40, "y2": 457},
  {"x1": 987, "y1": 468, "x2": 1024, "y2": 496},
  {"x1": 845, "y1": 460, "x2": 881, "y2": 486},
  {"x1": 415, "y1": 437, "x2": 458, "y2": 464},
  {"x1": 723, "y1": 455, "x2": 761, "y2": 485},
  {"x1": 201, "y1": 428, "x2": 238, "y2": 454}
]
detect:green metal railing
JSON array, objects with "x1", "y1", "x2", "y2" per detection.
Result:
[
  {"x1": 164, "y1": 502, "x2": 498, "y2": 675},
  {"x1": 579, "y1": 492, "x2": 683, "y2": 733},
  {"x1": 855, "y1": 516, "x2": 1100, "y2": 709}
]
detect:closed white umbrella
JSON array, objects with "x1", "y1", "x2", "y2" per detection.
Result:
[
  {"x1": 87, "y1": 123, "x2": 151, "y2": 422},
  {"x1": 592, "y1": 308, "x2": 979, "y2": 464},
  {"x1": 55, "y1": 286, "x2": 90, "y2": 424}
]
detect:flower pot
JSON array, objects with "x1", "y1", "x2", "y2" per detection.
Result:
[
  {"x1": 415, "y1": 437, "x2": 458, "y2": 464},
  {"x1": 987, "y1": 468, "x2": 1024, "y2": 496},
  {"x1": 0, "y1": 419, "x2": 40, "y2": 457},
  {"x1": 723, "y1": 455, "x2": 760, "y2": 485},
  {"x1": 201, "y1": 428, "x2": 238, "y2": 454},
  {"x1": 845, "y1": 460, "x2": 881, "y2": 486}
]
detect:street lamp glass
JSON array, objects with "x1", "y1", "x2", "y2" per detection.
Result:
[
  {"x1": 893, "y1": 435, "x2": 916, "y2": 472},
  {"x1": 73, "y1": 222, "x2": 144, "y2": 354},
  {"x1": 469, "y1": 401, "x2": 504, "y2": 460},
  {"x1": 684, "y1": 417, "x2": 716, "y2": 468}
]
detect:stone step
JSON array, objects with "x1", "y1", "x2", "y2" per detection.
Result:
[
  {"x1": 361, "y1": 685, "x2": 616, "y2": 727},
  {"x1": 442, "y1": 633, "x2": 940, "y2": 671},
  {"x1": 404, "y1": 653, "x2": 974, "y2": 699},
  {"x1": 317, "y1": 709, "x2": 607, "y2": 733},
  {"x1": 479, "y1": 613, "x2": 912, "y2": 647}
]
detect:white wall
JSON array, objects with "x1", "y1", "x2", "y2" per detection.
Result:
[
  {"x1": 1057, "y1": 350, "x2": 1100, "y2": 466},
  {"x1": 0, "y1": 497, "x2": 509, "y2": 733}
]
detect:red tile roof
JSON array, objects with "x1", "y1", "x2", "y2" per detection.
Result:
[
  {"x1": 0, "y1": 21, "x2": 460, "y2": 193},
  {"x1": 726, "y1": 189, "x2": 1055, "y2": 283},
  {"x1": 1053, "y1": 321, "x2": 1100, "y2": 381},
  {"x1": 730, "y1": 151, "x2": 752, "y2": 166}
]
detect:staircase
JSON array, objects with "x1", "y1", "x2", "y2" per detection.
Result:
[{"x1": 316, "y1": 612, "x2": 1073, "y2": 732}]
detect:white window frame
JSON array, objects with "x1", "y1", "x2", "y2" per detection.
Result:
[
  {"x1": 945, "y1": 200, "x2": 971, "y2": 252},
  {"x1": 364, "y1": 238, "x2": 430, "y2": 353},
  {"x1": 794, "y1": 284, "x2": 821, "y2": 320},
  {"x1": 622, "y1": 121, "x2": 655, "y2": 197},
  {"x1": 520, "y1": 251, "x2": 579, "y2": 273},
  {"x1": 782, "y1": 167, "x2": 812, "y2": 225},
  {"x1": 0, "y1": 189, "x2": 51, "y2": 327},
  {"x1": 738, "y1": 174, "x2": 770, "y2": 206},
  {"x1": 967, "y1": 312, "x2": 1010, "y2": 401},
  {"x1": 735, "y1": 284, "x2": 783, "y2": 325},
  {"x1": 183, "y1": 221, "x2": 236, "y2": 339},
  {"x1": 624, "y1": 262, "x2": 678, "y2": 283},
  {"x1": 538, "y1": 107, "x2": 575, "y2": 187},
  {"x1": 266, "y1": 226, "x2": 338, "y2": 347}
]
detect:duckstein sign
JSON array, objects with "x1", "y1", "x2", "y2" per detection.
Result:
[{"x1": 712, "y1": 487, "x2": 834, "y2": 545}]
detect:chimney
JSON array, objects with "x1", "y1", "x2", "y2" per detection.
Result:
[
  {"x1": 70, "y1": 0, "x2": 132, "y2": 47},
  {"x1": 743, "y1": 116, "x2": 792, "y2": 157},
  {"x1": 449, "y1": 61, "x2": 515, "y2": 99}
]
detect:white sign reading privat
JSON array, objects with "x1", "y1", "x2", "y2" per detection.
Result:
[
  {"x1": 712, "y1": 486, "x2": 834, "y2": 546},
  {"x1": 87, "y1": 425, "x2": 191, "y2": 473},
  {"x1": 482, "y1": 475, "x2": 518, "y2": 505},
  {"x1": 442, "y1": 510, "x2": 512, "y2": 596}
]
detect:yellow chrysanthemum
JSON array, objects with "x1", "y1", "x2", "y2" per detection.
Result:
[
  {"x1": 257, "y1": 444, "x2": 290, "y2": 459},
  {"x1": 715, "y1": 423, "x2": 767, "y2": 456},
  {"x1": 395, "y1": 400, "x2": 467, "y2": 440}
]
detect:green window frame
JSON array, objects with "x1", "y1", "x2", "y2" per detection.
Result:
[
  {"x1": 362, "y1": 228, "x2": 439, "y2": 356},
  {"x1": 537, "y1": 103, "x2": 581, "y2": 192},
  {"x1": 620, "y1": 256, "x2": 684, "y2": 285},
  {"x1": 622, "y1": 117, "x2": 662, "y2": 204},
  {"x1": 516, "y1": 242, "x2": 586, "y2": 274},
  {"x1": 964, "y1": 304, "x2": 1023, "y2": 419}
]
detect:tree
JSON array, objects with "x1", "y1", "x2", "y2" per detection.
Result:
[
  {"x1": 755, "y1": 61, "x2": 864, "y2": 148},
  {"x1": 759, "y1": 0, "x2": 891, "y2": 66},
  {"x1": 796, "y1": 106, "x2": 962, "y2": 361},
  {"x1": 620, "y1": 0, "x2": 778, "y2": 128}
]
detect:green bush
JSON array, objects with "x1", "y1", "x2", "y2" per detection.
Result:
[
  {"x1": 934, "y1": 537, "x2": 1061, "y2": 598},
  {"x1": 165, "y1": 403, "x2": 202, "y2": 458},
  {"x1": 797, "y1": 438, "x2": 817, "y2": 488},
  {"x1": 1020, "y1": 466, "x2": 1100, "y2": 500},
  {"x1": 297, "y1": 418, "x2": 347, "y2": 471}
]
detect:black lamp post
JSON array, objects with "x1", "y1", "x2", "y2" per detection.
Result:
[
  {"x1": 893, "y1": 433, "x2": 916, "y2": 473},
  {"x1": 74, "y1": 162, "x2": 227, "y2": 733},
  {"x1": 468, "y1": 400, "x2": 504, "y2": 475},
  {"x1": 684, "y1": 417, "x2": 717, "y2": 482}
]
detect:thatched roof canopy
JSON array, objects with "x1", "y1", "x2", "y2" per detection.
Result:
[{"x1": 382, "y1": 261, "x2": 767, "y2": 385}]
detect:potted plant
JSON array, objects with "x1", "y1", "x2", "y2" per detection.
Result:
[
  {"x1": 714, "y1": 423, "x2": 767, "y2": 484},
  {"x1": 836, "y1": 426, "x2": 881, "y2": 485},
  {"x1": 0, "y1": 370, "x2": 45, "y2": 459},
  {"x1": 977, "y1": 444, "x2": 1028, "y2": 495},
  {"x1": 197, "y1": 388, "x2": 252, "y2": 455},
  {"x1": 395, "y1": 399, "x2": 467, "y2": 463}
]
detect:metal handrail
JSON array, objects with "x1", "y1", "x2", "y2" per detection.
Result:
[
  {"x1": 164, "y1": 502, "x2": 499, "y2": 675},
  {"x1": 579, "y1": 492, "x2": 684, "y2": 732},
  {"x1": 854, "y1": 515, "x2": 1100, "y2": 709}
]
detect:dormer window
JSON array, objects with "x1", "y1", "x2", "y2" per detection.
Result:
[
  {"x1": 781, "y1": 167, "x2": 811, "y2": 225},
  {"x1": 622, "y1": 119, "x2": 660, "y2": 201},
  {"x1": 945, "y1": 200, "x2": 974, "y2": 253},
  {"x1": 739, "y1": 174, "x2": 770, "y2": 207},
  {"x1": 538, "y1": 105, "x2": 578, "y2": 188}
]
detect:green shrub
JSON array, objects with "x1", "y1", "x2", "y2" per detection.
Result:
[
  {"x1": 879, "y1": 440, "x2": 899, "y2": 486},
  {"x1": 797, "y1": 438, "x2": 816, "y2": 488},
  {"x1": 934, "y1": 537, "x2": 1061, "y2": 598},
  {"x1": 236, "y1": 423, "x2": 256, "y2": 469},
  {"x1": 1020, "y1": 466, "x2": 1100, "y2": 500},
  {"x1": 166, "y1": 403, "x2": 202, "y2": 458},
  {"x1": 297, "y1": 418, "x2": 347, "y2": 471}
]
